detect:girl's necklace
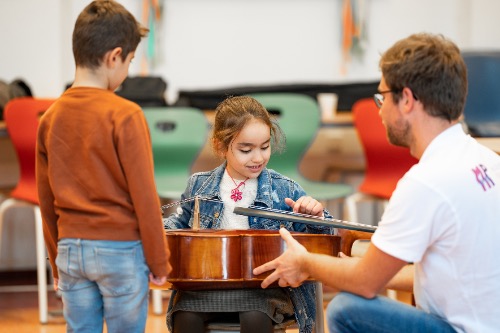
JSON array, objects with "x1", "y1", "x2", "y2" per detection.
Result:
[{"x1": 228, "y1": 172, "x2": 249, "y2": 202}]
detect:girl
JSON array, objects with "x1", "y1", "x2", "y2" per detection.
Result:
[{"x1": 164, "y1": 95, "x2": 334, "y2": 333}]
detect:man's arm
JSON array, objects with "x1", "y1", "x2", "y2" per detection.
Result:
[
  {"x1": 254, "y1": 228, "x2": 408, "y2": 298},
  {"x1": 385, "y1": 264, "x2": 414, "y2": 292}
]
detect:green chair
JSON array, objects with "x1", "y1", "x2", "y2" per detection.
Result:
[
  {"x1": 144, "y1": 106, "x2": 209, "y2": 315},
  {"x1": 251, "y1": 93, "x2": 353, "y2": 216},
  {"x1": 143, "y1": 107, "x2": 209, "y2": 200}
]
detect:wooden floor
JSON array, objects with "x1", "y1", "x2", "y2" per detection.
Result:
[
  {"x1": 0, "y1": 270, "x2": 412, "y2": 333},
  {"x1": 0, "y1": 270, "x2": 303, "y2": 333},
  {"x1": 0, "y1": 289, "x2": 309, "y2": 333},
  {"x1": 0, "y1": 288, "x2": 166, "y2": 333}
]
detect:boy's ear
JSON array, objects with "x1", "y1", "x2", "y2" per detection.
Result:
[{"x1": 104, "y1": 47, "x2": 123, "y2": 67}]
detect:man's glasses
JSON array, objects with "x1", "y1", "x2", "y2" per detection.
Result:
[
  {"x1": 373, "y1": 90, "x2": 394, "y2": 108},
  {"x1": 373, "y1": 89, "x2": 419, "y2": 108}
]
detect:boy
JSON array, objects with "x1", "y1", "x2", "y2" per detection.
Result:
[{"x1": 36, "y1": 1, "x2": 170, "y2": 332}]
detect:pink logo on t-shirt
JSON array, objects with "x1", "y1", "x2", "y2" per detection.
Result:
[{"x1": 472, "y1": 164, "x2": 495, "y2": 191}]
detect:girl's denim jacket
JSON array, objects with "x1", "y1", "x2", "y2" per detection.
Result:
[{"x1": 164, "y1": 163, "x2": 335, "y2": 333}]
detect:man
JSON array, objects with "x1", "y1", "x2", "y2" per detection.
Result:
[{"x1": 254, "y1": 33, "x2": 500, "y2": 333}]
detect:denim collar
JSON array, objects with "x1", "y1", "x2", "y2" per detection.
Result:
[{"x1": 195, "y1": 162, "x2": 274, "y2": 208}]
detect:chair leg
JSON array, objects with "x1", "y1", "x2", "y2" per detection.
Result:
[
  {"x1": 346, "y1": 193, "x2": 387, "y2": 225},
  {"x1": 0, "y1": 198, "x2": 19, "y2": 259},
  {"x1": 0, "y1": 198, "x2": 31, "y2": 271},
  {"x1": 313, "y1": 282, "x2": 325, "y2": 333},
  {"x1": 151, "y1": 289, "x2": 163, "y2": 315},
  {"x1": 0, "y1": 200, "x2": 49, "y2": 323},
  {"x1": 345, "y1": 192, "x2": 365, "y2": 222},
  {"x1": 34, "y1": 206, "x2": 48, "y2": 324}
]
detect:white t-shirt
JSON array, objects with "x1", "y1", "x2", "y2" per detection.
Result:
[
  {"x1": 372, "y1": 124, "x2": 500, "y2": 333},
  {"x1": 219, "y1": 169, "x2": 258, "y2": 229}
]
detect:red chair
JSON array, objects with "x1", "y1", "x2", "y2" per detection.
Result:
[
  {"x1": 0, "y1": 97, "x2": 55, "y2": 323},
  {"x1": 346, "y1": 98, "x2": 418, "y2": 224}
]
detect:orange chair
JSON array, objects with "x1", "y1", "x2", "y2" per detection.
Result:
[
  {"x1": 0, "y1": 97, "x2": 55, "y2": 323},
  {"x1": 1, "y1": 98, "x2": 166, "y2": 320},
  {"x1": 346, "y1": 98, "x2": 418, "y2": 224}
]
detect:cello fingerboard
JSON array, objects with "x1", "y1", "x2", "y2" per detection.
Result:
[{"x1": 234, "y1": 206, "x2": 377, "y2": 233}]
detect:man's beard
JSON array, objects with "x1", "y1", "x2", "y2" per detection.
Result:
[{"x1": 387, "y1": 118, "x2": 411, "y2": 148}]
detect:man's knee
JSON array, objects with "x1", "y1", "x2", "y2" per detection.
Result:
[
  {"x1": 326, "y1": 292, "x2": 369, "y2": 321},
  {"x1": 327, "y1": 292, "x2": 361, "y2": 314},
  {"x1": 326, "y1": 292, "x2": 367, "y2": 330}
]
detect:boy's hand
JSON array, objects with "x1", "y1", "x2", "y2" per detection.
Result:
[
  {"x1": 285, "y1": 197, "x2": 324, "y2": 217},
  {"x1": 149, "y1": 273, "x2": 167, "y2": 286}
]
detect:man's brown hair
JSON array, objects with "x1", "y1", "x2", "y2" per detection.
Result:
[{"x1": 380, "y1": 33, "x2": 468, "y2": 121}]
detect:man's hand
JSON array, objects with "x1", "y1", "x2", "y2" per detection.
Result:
[
  {"x1": 253, "y1": 228, "x2": 310, "y2": 288},
  {"x1": 285, "y1": 197, "x2": 324, "y2": 217}
]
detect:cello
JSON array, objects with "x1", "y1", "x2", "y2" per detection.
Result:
[{"x1": 156, "y1": 197, "x2": 375, "y2": 291}]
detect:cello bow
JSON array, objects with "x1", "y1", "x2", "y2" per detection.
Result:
[{"x1": 233, "y1": 206, "x2": 377, "y2": 233}]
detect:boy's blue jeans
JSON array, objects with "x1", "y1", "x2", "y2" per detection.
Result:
[
  {"x1": 327, "y1": 292, "x2": 457, "y2": 333},
  {"x1": 56, "y1": 239, "x2": 150, "y2": 333}
]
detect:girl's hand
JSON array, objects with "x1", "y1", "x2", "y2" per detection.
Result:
[{"x1": 285, "y1": 197, "x2": 324, "y2": 217}]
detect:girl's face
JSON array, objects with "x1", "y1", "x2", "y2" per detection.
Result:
[{"x1": 224, "y1": 118, "x2": 271, "y2": 180}]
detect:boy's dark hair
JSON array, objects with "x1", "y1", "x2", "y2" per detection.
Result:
[
  {"x1": 380, "y1": 33, "x2": 468, "y2": 122},
  {"x1": 72, "y1": 0, "x2": 148, "y2": 69}
]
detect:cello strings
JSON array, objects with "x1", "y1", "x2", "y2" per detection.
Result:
[{"x1": 160, "y1": 196, "x2": 221, "y2": 212}]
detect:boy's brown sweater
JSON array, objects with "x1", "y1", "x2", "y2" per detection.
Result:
[{"x1": 36, "y1": 87, "x2": 168, "y2": 278}]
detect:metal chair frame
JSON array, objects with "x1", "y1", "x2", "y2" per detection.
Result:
[{"x1": 0, "y1": 97, "x2": 55, "y2": 323}]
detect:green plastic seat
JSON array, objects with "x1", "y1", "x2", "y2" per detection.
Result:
[
  {"x1": 144, "y1": 107, "x2": 209, "y2": 315},
  {"x1": 143, "y1": 107, "x2": 209, "y2": 200},
  {"x1": 251, "y1": 93, "x2": 353, "y2": 204}
]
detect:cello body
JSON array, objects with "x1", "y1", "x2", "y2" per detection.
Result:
[{"x1": 159, "y1": 229, "x2": 340, "y2": 290}]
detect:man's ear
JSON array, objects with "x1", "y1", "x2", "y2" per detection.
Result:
[{"x1": 401, "y1": 87, "x2": 417, "y2": 114}]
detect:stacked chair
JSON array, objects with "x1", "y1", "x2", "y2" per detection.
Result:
[
  {"x1": 0, "y1": 97, "x2": 55, "y2": 323},
  {"x1": 251, "y1": 93, "x2": 353, "y2": 217},
  {"x1": 345, "y1": 98, "x2": 418, "y2": 225},
  {"x1": 143, "y1": 106, "x2": 209, "y2": 315}
]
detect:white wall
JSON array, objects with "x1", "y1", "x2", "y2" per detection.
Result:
[
  {"x1": 1, "y1": 0, "x2": 500, "y2": 103},
  {"x1": 2, "y1": 0, "x2": 500, "y2": 270}
]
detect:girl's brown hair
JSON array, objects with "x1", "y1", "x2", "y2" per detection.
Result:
[{"x1": 211, "y1": 96, "x2": 285, "y2": 156}]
